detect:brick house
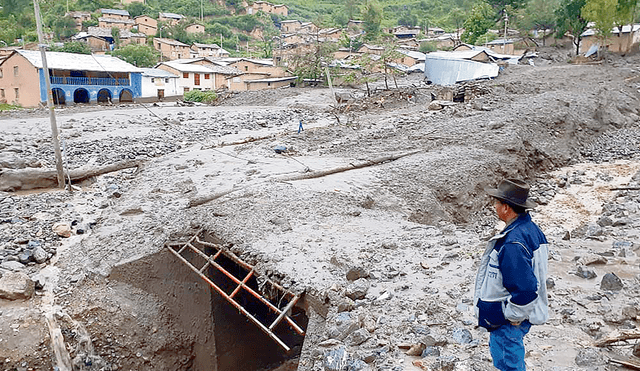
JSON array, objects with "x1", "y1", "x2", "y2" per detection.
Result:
[
  {"x1": 186, "y1": 24, "x2": 206, "y2": 34},
  {"x1": 158, "y1": 12, "x2": 184, "y2": 26},
  {"x1": 153, "y1": 38, "x2": 191, "y2": 61},
  {"x1": 134, "y1": 15, "x2": 158, "y2": 37}
]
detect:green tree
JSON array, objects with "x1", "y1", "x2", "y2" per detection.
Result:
[
  {"x1": 582, "y1": 0, "x2": 617, "y2": 38},
  {"x1": 111, "y1": 27, "x2": 121, "y2": 48},
  {"x1": 50, "y1": 15, "x2": 77, "y2": 40},
  {"x1": 125, "y1": 2, "x2": 155, "y2": 18},
  {"x1": 110, "y1": 44, "x2": 160, "y2": 67},
  {"x1": 362, "y1": 0, "x2": 383, "y2": 40},
  {"x1": 398, "y1": 8, "x2": 418, "y2": 27},
  {"x1": 74, "y1": 0, "x2": 116, "y2": 12},
  {"x1": 289, "y1": 36, "x2": 337, "y2": 84},
  {"x1": 378, "y1": 37, "x2": 403, "y2": 89},
  {"x1": 51, "y1": 41, "x2": 92, "y2": 54},
  {"x1": 461, "y1": 1, "x2": 494, "y2": 44},
  {"x1": 485, "y1": 0, "x2": 529, "y2": 17},
  {"x1": 447, "y1": 7, "x2": 466, "y2": 40},
  {"x1": 521, "y1": 0, "x2": 559, "y2": 45},
  {"x1": 614, "y1": 0, "x2": 638, "y2": 37},
  {"x1": 556, "y1": 0, "x2": 588, "y2": 55}
]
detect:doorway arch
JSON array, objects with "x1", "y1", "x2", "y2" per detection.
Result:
[
  {"x1": 73, "y1": 88, "x2": 90, "y2": 104},
  {"x1": 52, "y1": 88, "x2": 66, "y2": 105},
  {"x1": 119, "y1": 89, "x2": 133, "y2": 103},
  {"x1": 97, "y1": 89, "x2": 112, "y2": 104}
]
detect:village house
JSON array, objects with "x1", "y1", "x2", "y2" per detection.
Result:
[
  {"x1": 280, "y1": 33, "x2": 307, "y2": 45},
  {"x1": 357, "y1": 44, "x2": 385, "y2": 55},
  {"x1": 272, "y1": 43, "x2": 314, "y2": 66},
  {"x1": 246, "y1": 1, "x2": 288, "y2": 16},
  {"x1": 485, "y1": 38, "x2": 515, "y2": 55},
  {"x1": 223, "y1": 58, "x2": 288, "y2": 78},
  {"x1": 580, "y1": 24, "x2": 640, "y2": 54},
  {"x1": 134, "y1": 15, "x2": 158, "y2": 37},
  {"x1": 333, "y1": 47, "x2": 357, "y2": 60},
  {"x1": 190, "y1": 43, "x2": 229, "y2": 58},
  {"x1": 397, "y1": 39, "x2": 421, "y2": 50},
  {"x1": 66, "y1": 11, "x2": 92, "y2": 31},
  {"x1": 73, "y1": 27, "x2": 147, "y2": 53},
  {"x1": 318, "y1": 28, "x2": 343, "y2": 41},
  {"x1": 0, "y1": 50, "x2": 141, "y2": 107},
  {"x1": 347, "y1": 20, "x2": 363, "y2": 31},
  {"x1": 100, "y1": 8, "x2": 131, "y2": 21},
  {"x1": 153, "y1": 38, "x2": 191, "y2": 61},
  {"x1": 186, "y1": 24, "x2": 206, "y2": 35},
  {"x1": 300, "y1": 22, "x2": 319, "y2": 34},
  {"x1": 228, "y1": 76, "x2": 297, "y2": 91},
  {"x1": 155, "y1": 61, "x2": 218, "y2": 93},
  {"x1": 395, "y1": 49, "x2": 425, "y2": 67},
  {"x1": 98, "y1": 9, "x2": 134, "y2": 30},
  {"x1": 140, "y1": 68, "x2": 179, "y2": 101},
  {"x1": 280, "y1": 20, "x2": 301, "y2": 33},
  {"x1": 158, "y1": 12, "x2": 184, "y2": 26},
  {"x1": 165, "y1": 58, "x2": 243, "y2": 90},
  {"x1": 419, "y1": 35, "x2": 456, "y2": 49}
]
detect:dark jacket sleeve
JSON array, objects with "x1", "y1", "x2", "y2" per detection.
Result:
[{"x1": 498, "y1": 241, "x2": 538, "y2": 305}]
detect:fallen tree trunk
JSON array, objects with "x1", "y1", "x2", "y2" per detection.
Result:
[
  {"x1": 277, "y1": 150, "x2": 421, "y2": 182},
  {"x1": 0, "y1": 160, "x2": 144, "y2": 192},
  {"x1": 609, "y1": 358, "x2": 640, "y2": 370}
]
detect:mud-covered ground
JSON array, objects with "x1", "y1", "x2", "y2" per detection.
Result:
[{"x1": 1, "y1": 47, "x2": 640, "y2": 371}]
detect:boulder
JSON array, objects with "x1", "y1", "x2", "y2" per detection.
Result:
[
  {"x1": 345, "y1": 278, "x2": 370, "y2": 300},
  {"x1": 600, "y1": 272, "x2": 624, "y2": 291},
  {"x1": 0, "y1": 271, "x2": 35, "y2": 300},
  {"x1": 52, "y1": 222, "x2": 72, "y2": 238}
]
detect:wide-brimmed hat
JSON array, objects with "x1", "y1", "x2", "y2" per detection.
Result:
[{"x1": 485, "y1": 178, "x2": 537, "y2": 209}]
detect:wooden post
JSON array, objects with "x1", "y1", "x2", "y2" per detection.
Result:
[{"x1": 33, "y1": 0, "x2": 65, "y2": 189}]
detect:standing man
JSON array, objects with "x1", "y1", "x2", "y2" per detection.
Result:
[{"x1": 474, "y1": 179, "x2": 549, "y2": 371}]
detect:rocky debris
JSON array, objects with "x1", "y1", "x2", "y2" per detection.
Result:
[
  {"x1": 575, "y1": 347, "x2": 607, "y2": 367},
  {"x1": 600, "y1": 272, "x2": 624, "y2": 291},
  {"x1": 0, "y1": 271, "x2": 35, "y2": 300}
]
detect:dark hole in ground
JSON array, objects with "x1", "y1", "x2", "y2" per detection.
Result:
[{"x1": 110, "y1": 230, "x2": 308, "y2": 371}]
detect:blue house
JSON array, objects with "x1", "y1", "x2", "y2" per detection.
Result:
[{"x1": 0, "y1": 50, "x2": 142, "y2": 107}]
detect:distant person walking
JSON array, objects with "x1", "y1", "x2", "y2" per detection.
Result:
[{"x1": 474, "y1": 179, "x2": 549, "y2": 371}]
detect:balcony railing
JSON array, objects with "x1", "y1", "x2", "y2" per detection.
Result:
[{"x1": 50, "y1": 76, "x2": 130, "y2": 86}]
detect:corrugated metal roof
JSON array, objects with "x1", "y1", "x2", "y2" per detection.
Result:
[
  {"x1": 245, "y1": 76, "x2": 297, "y2": 83},
  {"x1": 100, "y1": 8, "x2": 130, "y2": 16},
  {"x1": 159, "y1": 12, "x2": 184, "y2": 19},
  {"x1": 424, "y1": 56, "x2": 499, "y2": 85},
  {"x1": 397, "y1": 49, "x2": 426, "y2": 61},
  {"x1": 99, "y1": 17, "x2": 135, "y2": 25},
  {"x1": 427, "y1": 50, "x2": 489, "y2": 60},
  {"x1": 83, "y1": 27, "x2": 145, "y2": 38},
  {"x1": 192, "y1": 42, "x2": 221, "y2": 49},
  {"x1": 154, "y1": 38, "x2": 189, "y2": 47},
  {"x1": 15, "y1": 50, "x2": 142, "y2": 73},
  {"x1": 141, "y1": 68, "x2": 179, "y2": 78},
  {"x1": 486, "y1": 38, "x2": 514, "y2": 45},
  {"x1": 158, "y1": 61, "x2": 241, "y2": 75}
]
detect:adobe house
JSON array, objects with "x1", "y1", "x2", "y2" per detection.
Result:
[
  {"x1": 66, "y1": 11, "x2": 91, "y2": 31},
  {"x1": 0, "y1": 50, "x2": 141, "y2": 107},
  {"x1": 153, "y1": 38, "x2": 191, "y2": 61},
  {"x1": 165, "y1": 58, "x2": 242, "y2": 89},
  {"x1": 357, "y1": 44, "x2": 385, "y2": 55},
  {"x1": 318, "y1": 28, "x2": 343, "y2": 41},
  {"x1": 300, "y1": 22, "x2": 318, "y2": 34},
  {"x1": 225, "y1": 58, "x2": 288, "y2": 78},
  {"x1": 155, "y1": 61, "x2": 218, "y2": 93},
  {"x1": 76, "y1": 27, "x2": 147, "y2": 52},
  {"x1": 186, "y1": 24, "x2": 206, "y2": 35},
  {"x1": 134, "y1": 15, "x2": 158, "y2": 37},
  {"x1": 140, "y1": 68, "x2": 179, "y2": 101},
  {"x1": 580, "y1": 24, "x2": 640, "y2": 54},
  {"x1": 395, "y1": 49, "x2": 425, "y2": 67},
  {"x1": 239, "y1": 76, "x2": 297, "y2": 91},
  {"x1": 100, "y1": 9, "x2": 131, "y2": 21},
  {"x1": 347, "y1": 20, "x2": 363, "y2": 31},
  {"x1": 158, "y1": 12, "x2": 184, "y2": 26},
  {"x1": 281, "y1": 20, "x2": 302, "y2": 33},
  {"x1": 99, "y1": 16, "x2": 135, "y2": 30},
  {"x1": 190, "y1": 43, "x2": 228, "y2": 58},
  {"x1": 485, "y1": 38, "x2": 515, "y2": 55},
  {"x1": 272, "y1": 4, "x2": 288, "y2": 16},
  {"x1": 71, "y1": 34, "x2": 110, "y2": 53},
  {"x1": 246, "y1": 1, "x2": 288, "y2": 16}
]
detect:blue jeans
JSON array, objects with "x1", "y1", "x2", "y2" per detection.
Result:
[{"x1": 489, "y1": 321, "x2": 531, "y2": 371}]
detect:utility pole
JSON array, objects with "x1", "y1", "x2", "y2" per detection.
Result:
[
  {"x1": 200, "y1": 0, "x2": 203, "y2": 22},
  {"x1": 503, "y1": 9, "x2": 508, "y2": 54},
  {"x1": 33, "y1": 0, "x2": 65, "y2": 189}
]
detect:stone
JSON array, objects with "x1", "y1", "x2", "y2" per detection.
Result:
[
  {"x1": 324, "y1": 346, "x2": 347, "y2": 371},
  {"x1": 612, "y1": 241, "x2": 634, "y2": 249},
  {"x1": 575, "y1": 348, "x2": 606, "y2": 366},
  {"x1": 562, "y1": 231, "x2": 571, "y2": 240},
  {"x1": 337, "y1": 298, "x2": 355, "y2": 312},
  {"x1": 406, "y1": 343, "x2": 426, "y2": 356},
  {"x1": 597, "y1": 216, "x2": 613, "y2": 227},
  {"x1": 634, "y1": 343, "x2": 640, "y2": 358},
  {"x1": 578, "y1": 254, "x2": 608, "y2": 266},
  {"x1": 421, "y1": 346, "x2": 441, "y2": 357},
  {"x1": 0, "y1": 271, "x2": 35, "y2": 300},
  {"x1": 33, "y1": 246, "x2": 48, "y2": 264},
  {"x1": 18, "y1": 250, "x2": 33, "y2": 264},
  {"x1": 345, "y1": 278, "x2": 369, "y2": 300},
  {"x1": 451, "y1": 328, "x2": 473, "y2": 344},
  {"x1": 52, "y1": 223, "x2": 72, "y2": 238},
  {"x1": 348, "y1": 328, "x2": 370, "y2": 346},
  {"x1": 575, "y1": 265, "x2": 597, "y2": 279},
  {"x1": 600, "y1": 273, "x2": 624, "y2": 291},
  {"x1": 346, "y1": 266, "x2": 369, "y2": 281},
  {"x1": 0, "y1": 261, "x2": 25, "y2": 271},
  {"x1": 327, "y1": 312, "x2": 360, "y2": 341},
  {"x1": 428, "y1": 101, "x2": 443, "y2": 111},
  {"x1": 546, "y1": 277, "x2": 555, "y2": 289}
]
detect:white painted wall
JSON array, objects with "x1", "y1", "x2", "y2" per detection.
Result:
[{"x1": 141, "y1": 75, "x2": 180, "y2": 98}]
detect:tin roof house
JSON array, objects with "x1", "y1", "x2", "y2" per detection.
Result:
[{"x1": 0, "y1": 50, "x2": 142, "y2": 107}]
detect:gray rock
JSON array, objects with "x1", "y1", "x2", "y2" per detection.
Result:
[
  {"x1": 421, "y1": 346, "x2": 441, "y2": 357},
  {"x1": 0, "y1": 271, "x2": 35, "y2": 300},
  {"x1": 18, "y1": 250, "x2": 33, "y2": 264},
  {"x1": 346, "y1": 266, "x2": 369, "y2": 281},
  {"x1": 600, "y1": 272, "x2": 624, "y2": 291},
  {"x1": 1, "y1": 261, "x2": 25, "y2": 271},
  {"x1": 575, "y1": 347, "x2": 606, "y2": 366},
  {"x1": 348, "y1": 328, "x2": 370, "y2": 346},
  {"x1": 346, "y1": 278, "x2": 370, "y2": 300},
  {"x1": 327, "y1": 312, "x2": 360, "y2": 341},
  {"x1": 597, "y1": 216, "x2": 613, "y2": 227},
  {"x1": 612, "y1": 241, "x2": 634, "y2": 249},
  {"x1": 575, "y1": 265, "x2": 597, "y2": 279},
  {"x1": 33, "y1": 246, "x2": 48, "y2": 264},
  {"x1": 451, "y1": 328, "x2": 473, "y2": 344},
  {"x1": 546, "y1": 277, "x2": 555, "y2": 289},
  {"x1": 337, "y1": 297, "x2": 355, "y2": 312},
  {"x1": 324, "y1": 346, "x2": 348, "y2": 371}
]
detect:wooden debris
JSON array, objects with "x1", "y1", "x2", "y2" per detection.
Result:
[
  {"x1": 609, "y1": 357, "x2": 640, "y2": 370},
  {"x1": 594, "y1": 329, "x2": 640, "y2": 347},
  {"x1": 0, "y1": 160, "x2": 143, "y2": 192}
]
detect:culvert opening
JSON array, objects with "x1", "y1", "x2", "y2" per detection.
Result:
[{"x1": 165, "y1": 229, "x2": 308, "y2": 371}]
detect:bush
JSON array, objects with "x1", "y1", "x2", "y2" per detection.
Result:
[
  {"x1": 419, "y1": 41, "x2": 438, "y2": 53},
  {"x1": 183, "y1": 90, "x2": 217, "y2": 104}
]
